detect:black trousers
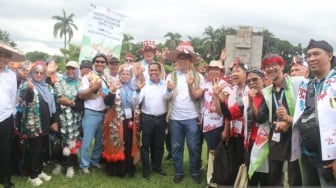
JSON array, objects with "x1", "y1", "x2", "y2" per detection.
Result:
[
  {"x1": 0, "y1": 116, "x2": 14, "y2": 184},
  {"x1": 140, "y1": 113, "x2": 166, "y2": 175},
  {"x1": 28, "y1": 135, "x2": 48, "y2": 178},
  {"x1": 165, "y1": 129, "x2": 172, "y2": 158},
  {"x1": 269, "y1": 159, "x2": 302, "y2": 186}
]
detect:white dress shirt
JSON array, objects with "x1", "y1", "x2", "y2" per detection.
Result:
[
  {"x1": 133, "y1": 79, "x2": 168, "y2": 116},
  {"x1": 0, "y1": 68, "x2": 17, "y2": 122}
]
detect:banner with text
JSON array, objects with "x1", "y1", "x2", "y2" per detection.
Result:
[{"x1": 78, "y1": 4, "x2": 126, "y2": 63}]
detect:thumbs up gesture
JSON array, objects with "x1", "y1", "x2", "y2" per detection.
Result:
[
  {"x1": 276, "y1": 100, "x2": 289, "y2": 120},
  {"x1": 167, "y1": 80, "x2": 175, "y2": 91},
  {"x1": 27, "y1": 79, "x2": 34, "y2": 90}
]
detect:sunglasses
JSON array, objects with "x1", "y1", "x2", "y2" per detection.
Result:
[
  {"x1": 34, "y1": 71, "x2": 44, "y2": 75},
  {"x1": 95, "y1": 60, "x2": 106, "y2": 64},
  {"x1": 125, "y1": 59, "x2": 133, "y2": 62},
  {"x1": 246, "y1": 77, "x2": 259, "y2": 84}
]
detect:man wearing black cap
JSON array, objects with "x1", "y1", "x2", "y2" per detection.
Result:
[
  {"x1": 291, "y1": 39, "x2": 336, "y2": 186},
  {"x1": 78, "y1": 53, "x2": 109, "y2": 174}
]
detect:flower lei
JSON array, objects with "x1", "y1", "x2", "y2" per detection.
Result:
[
  {"x1": 101, "y1": 88, "x2": 126, "y2": 162},
  {"x1": 109, "y1": 89, "x2": 124, "y2": 148}
]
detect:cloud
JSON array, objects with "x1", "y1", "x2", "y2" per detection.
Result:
[{"x1": 1, "y1": 0, "x2": 335, "y2": 55}]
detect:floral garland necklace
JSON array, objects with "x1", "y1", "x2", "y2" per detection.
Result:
[{"x1": 109, "y1": 89, "x2": 124, "y2": 148}]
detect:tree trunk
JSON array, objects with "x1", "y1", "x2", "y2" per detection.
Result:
[{"x1": 64, "y1": 34, "x2": 67, "y2": 62}]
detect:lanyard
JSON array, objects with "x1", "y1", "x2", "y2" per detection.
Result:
[{"x1": 273, "y1": 89, "x2": 284, "y2": 109}]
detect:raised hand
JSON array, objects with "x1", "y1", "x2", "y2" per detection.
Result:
[
  {"x1": 110, "y1": 80, "x2": 121, "y2": 93},
  {"x1": 92, "y1": 79, "x2": 102, "y2": 92},
  {"x1": 220, "y1": 48, "x2": 227, "y2": 62},
  {"x1": 46, "y1": 60, "x2": 58, "y2": 74},
  {"x1": 213, "y1": 78, "x2": 221, "y2": 95},
  {"x1": 136, "y1": 78, "x2": 146, "y2": 90},
  {"x1": 167, "y1": 80, "x2": 175, "y2": 91},
  {"x1": 276, "y1": 100, "x2": 288, "y2": 120},
  {"x1": 186, "y1": 74, "x2": 194, "y2": 86},
  {"x1": 27, "y1": 79, "x2": 34, "y2": 90},
  {"x1": 248, "y1": 88, "x2": 258, "y2": 102},
  {"x1": 161, "y1": 47, "x2": 169, "y2": 61}
]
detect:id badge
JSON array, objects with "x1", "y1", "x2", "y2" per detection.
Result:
[
  {"x1": 124, "y1": 108, "x2": 132, "y2": 119},
  {"x1": 233, "y1": 120, "x2": 243, "y2": 134},
  {"x1": 272, "y1": 132, "x2": 281, "y2": 142}
]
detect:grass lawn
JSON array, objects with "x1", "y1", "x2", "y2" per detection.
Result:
[{"x1": 12, "y1": 143, "x2": 209, "y2": 188}]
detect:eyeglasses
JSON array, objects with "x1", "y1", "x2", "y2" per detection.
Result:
[
  {"x1": 95, "y1": 60, "x2": 106, "y2": 64},
  {"x1": 246, "y1": 77, "x2": 259, "y2": 84},
  {"x1": 263, "y1": 63, "x2": 279, "y2": 70},
  {"x1": 34, "y1": 71, "x2": 43, "y2": 75},
  {"x1": 125, "y1": 59, "x2": 133, "y2": 62}
]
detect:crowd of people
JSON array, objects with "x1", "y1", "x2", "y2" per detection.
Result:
[{"x1": 0, "y1": 39, "x2": 336, "y2": 188}]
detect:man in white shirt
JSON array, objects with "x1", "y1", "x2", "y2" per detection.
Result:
[
  {"x1": 0, "y1": 44, "x2": 23, "y2": 188},
  {"x1": 78, "y1": 53, "x2": 109, "y2": 174},
  {"x1": 165, "y1": 41, "x2": 204, "y2": 184},
  {"x1": 134, "y1": 62, "x2": 169, "y2": 179}
]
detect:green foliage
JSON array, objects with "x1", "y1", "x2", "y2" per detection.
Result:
[
  {"x1": 60, "y1": 43, "x2": 80, "y2": 62},
  {"x1": 5, "y1": 23, "x2": 302, "y2": 74},
  {"x1": 164, "y1": 32, "x2": 182, "y2": 50},
  {"x1": 25, "y1": 51, "x2": 50, "y2": 62},
  {"x1": 0, "y1": 29, "x2": 16, "y2": 47},
  {"x1": 164, "y1": 64, "x2": 173, "y2": 74},
  {"x1": 52, "y1": 55, "x2": 66, "y2": 72},
  {"x1": 12, "y1": 143, "x2": 209, "y2": 188}
]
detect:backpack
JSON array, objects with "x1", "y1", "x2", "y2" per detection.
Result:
[{"x1": 212, "y1": 138, "x2": 243, "y2": 185}]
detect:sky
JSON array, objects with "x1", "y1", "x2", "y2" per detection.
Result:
[{"x1": 1, "y1": 0, "x2": 335, "y2": 56}]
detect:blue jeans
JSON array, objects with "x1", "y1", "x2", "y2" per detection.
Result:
[
  {"x1": 301, "y1": 154, "x2": 336, "y2": 186},
  {"x1": 169, "y1": 118, "x2": 201, "y2": 176},
  {"x1": 80, "y1": 109, "x2": 104, "y2": 169}
]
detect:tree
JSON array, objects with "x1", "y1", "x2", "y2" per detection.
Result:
[
  {"x1": 0, "y1": 29, "x2": 16, "y2": 47},
  {"x1": 188, "y1": 36, "x2": 205, "y2": 62},
  {"x1": 25, "y1": 51, "x2": 50, "y2": 62},
  {"x1": 60, "y1": 43, "x2": 80, "y2": 61},
  {"x1": 202, "y1": 26, "x2": 229, "y2": 61},
  {"x1": 52, "y1": 9, "x2": 78, "y2": 58},
  {"x1": 120, "y1": 33, "x2": 135, "y2": 61},
  {"x1": 164, "y1": 32, "x2": 182, "y2": 50}
]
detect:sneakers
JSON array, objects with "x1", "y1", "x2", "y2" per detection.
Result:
[
  {"x1": 81, "y1": 168, "x2": 90, "y2": 174},
  {"x1": 28, "y1": 177, "x2": 43, "y2": 186},
  {"x1": 38, "y1": 172, "x2": 52, "y2": 181},
  {"x1": 52, "y1": 164, "x2": 62, "y2": 175},
  {"x1": 91, "y1": 163, "x2": 102, "y2": 169},
  {"x1": 66, "y1": 167, "x2": 75, "y2": 178}
]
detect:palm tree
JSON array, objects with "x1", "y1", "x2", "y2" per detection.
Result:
[
  {"x1": 188, "y1": 36, "x2": 205, "y2": 61},
  {"x1": 164, "y1": 32, "x2": 182, "y2": 50},
  {"x1": 52, "y1": 9, "x2": 78, "y2": 56},
  {"x1": 202, "y1": 26, "x2": 220, "y2": 61},
  {"x1": 121, "y1": 33, "x2": 135, "y2": 60}
]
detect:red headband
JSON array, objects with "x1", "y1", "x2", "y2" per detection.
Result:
[{"x1": 261, "y1": 55, "x2": 285, "y2": 69}]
